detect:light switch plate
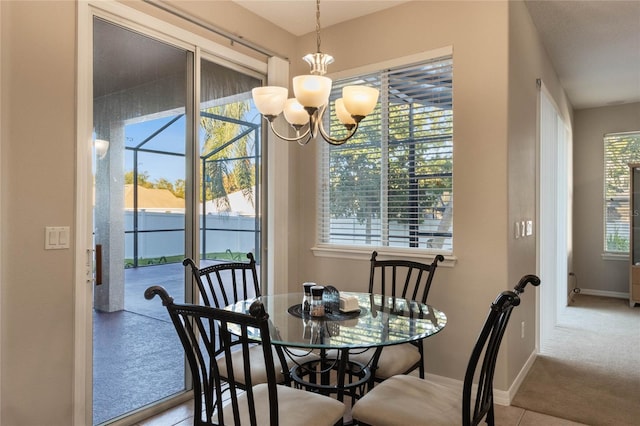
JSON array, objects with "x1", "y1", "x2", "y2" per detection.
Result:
[
  {"x1": 526, "y1": 220, "x2": 533, "y2": 236},
  {"x1": 45, "y1": 226, "x2": 70, "y2": 249}
]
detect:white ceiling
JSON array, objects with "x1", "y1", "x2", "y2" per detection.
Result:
[
  {"x1": 232, "y1": 1, "x2": 411, "y2": 37},
  {"x1": 524, "y1": 0, "x2": 640, "y2": 110},
  {"x1": 233, "y1": 0, "x2": 640, "y2": 110}
]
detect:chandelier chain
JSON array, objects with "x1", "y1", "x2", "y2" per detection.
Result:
[{"x1": 315, "y1": 0, "x2": 322, "y2": 52}]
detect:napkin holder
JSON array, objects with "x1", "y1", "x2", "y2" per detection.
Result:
[{"x1": 339, "y1": 294, "x2": 360, "y2": 312}]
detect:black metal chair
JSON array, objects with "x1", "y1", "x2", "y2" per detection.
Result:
[
  {"x1": 183, "y1": 254, "x2": 260, "y2": 309},
  {"x1": 350, "y1": 251, "x2": 445, "y2": 382},
  {"x1": 351, "y1": 274, "x2": 541, "y2": 426},
  {"x1": 183, "y1": 254, "x2": 317, "y2": 386},
  {"x1": 145, "y1": 286, "x2": 346, "y2": 426}
]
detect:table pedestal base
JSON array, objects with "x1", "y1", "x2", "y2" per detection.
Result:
[{"x1": 289, "y1": 351, "x2": 371, "y2": 404}]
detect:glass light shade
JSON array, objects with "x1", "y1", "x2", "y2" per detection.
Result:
[
  {"x1": 342, "y1": 86, "x2": 379, "y2": 117},
  {"x1": 95, "y1": 139, "x2": 109, "y2": 159},
  {"x1": 283, "y1": 98, "x2": 309, "y2": 126},
  {"x1": 335, "y1": 98, "x2": 356, "y2": 125},
  {"x1": 252, "y1": 86, "x2": 288, "y2": 116},
  {"x1": 293, "y1": 75, "x2": 332, "y2": 108}
]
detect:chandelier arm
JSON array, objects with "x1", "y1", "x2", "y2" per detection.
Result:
[
  {"x1": 316, "y1": 119, "x2": 359, "y2": 146},
  {"x1": 264, "y1": 118, "x2": 313, "y2": 143}
]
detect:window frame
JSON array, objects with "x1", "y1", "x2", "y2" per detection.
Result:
[
  {"x1": 603, "y1": 131, "x2": 640, "y2": 256},
  {"x1": 312, "y1": 47, "x2": 456, "y2": 264}
]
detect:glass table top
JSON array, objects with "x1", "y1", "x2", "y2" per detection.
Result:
[{"x1": 225, "y1": 292, "x2": 447, "y2": 350}]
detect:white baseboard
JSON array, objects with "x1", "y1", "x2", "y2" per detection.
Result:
[
  {"x1": 575, "y1": 288, "x2": 628, "y2": 299},
  {"x1": 425, "y1": 349, "x2": 538, "y2": 407},
  {"x1": 503, "y1": 350, "x2": 538, "y2": 405}
]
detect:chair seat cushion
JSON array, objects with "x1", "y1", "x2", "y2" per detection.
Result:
[
  {"x1": 349, "y1": 343, "x2": 421, "y2": 379},
  {"x1": 281, "y1": 347, "x2": 321, "y2": 369},
  {"x1": 218, "y1": 345, "x2": 284, "y2": 385},
  {"x1": 219, "y1": 346, "x2": 320, "y2": 386},
  {"x1": 222, "y1": 383, "x2": 346, "y2": 426},
  {"x1": 351, "y1": 375, "x2": 460, "y2": 426}
]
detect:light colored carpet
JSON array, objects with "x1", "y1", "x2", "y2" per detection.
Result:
[{"x1": 511, "y1": 295, "x2": 640, "y2": 426}]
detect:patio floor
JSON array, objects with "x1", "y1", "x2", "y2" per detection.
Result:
[{"x1": 93, "y1": 262, "x2": 187, "y2": 425}]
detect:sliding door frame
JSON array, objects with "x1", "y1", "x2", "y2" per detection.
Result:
[
  {"x1": 536, "y1": 80, "x2": 572, "y2": 352},
  {"x1": 74, "y1": 2, "x2": 274, "y2": 424}
]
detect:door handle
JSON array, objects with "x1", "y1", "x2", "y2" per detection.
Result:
[{"x1": 95, "y1": 244, "x2": 103, "y2": 285}]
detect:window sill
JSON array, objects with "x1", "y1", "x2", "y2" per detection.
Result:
[
  {"x1": 601, "y1": 252, "x2": 629, "y2": 261},
  {"x1": 311, "y1": 245, "x2": 457, "y2": 267}
]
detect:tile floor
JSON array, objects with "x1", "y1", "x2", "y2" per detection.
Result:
[{"x1": 135, "y1": 398, "x2": 587, "y2": 426}]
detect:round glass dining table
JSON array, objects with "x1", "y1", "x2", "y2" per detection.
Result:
[{"x1": 225, "y1": 292, "x2": 447, "y2": 402}]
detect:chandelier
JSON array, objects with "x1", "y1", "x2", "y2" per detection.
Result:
[{"x1": 251, "y1": 0, "x2": 379, "y2": 146}]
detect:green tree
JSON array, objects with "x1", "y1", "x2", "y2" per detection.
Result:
[
  {"x1": 605, "y1": 134, "x2": 640, "y2": 252},
  {"x1": 605, "y1": 134, "x2": 640, "y2": 197},
  {"x1": 172, "y1": 179, "x2": 185, "y2": 199},
  {"x1": 200, "y1": 102, "x2": 255, "y2": 211},
  {"x1": 124, "y1": 171, "x2": 186, "y2": 199},
  {"x1": 124, "y1": 170, "x2": 154, "y2": 188},
  {"x1": 329, "y1": 129, "x2": 382, "y2": 245},
  {"x1": 327, "y1": 101, "x2": 453, "y2": 245}
]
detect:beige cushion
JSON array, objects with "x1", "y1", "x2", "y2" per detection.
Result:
[
  {"x1": 281, "y1": 347, "x2": 321, "y2": 370},
  {"x1": 218, "y1": 346, "x2": 320, "y2": 386},
  {"x1": 351, "y1": 375, "x2": 461, "y2": 426},
  {"x1": 217, "y1": 345, "x2": 284, "y2": 385},
  {"x1": 349, "y1": 343, "x2": 421, "y2": 379},
  {"x1": 222, "y1": 383, "x2": 346, "y2": 426}
]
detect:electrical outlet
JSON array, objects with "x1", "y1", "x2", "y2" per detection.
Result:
[{"x1": 521, "y1": 321, "x2": 525, "y2": 339}]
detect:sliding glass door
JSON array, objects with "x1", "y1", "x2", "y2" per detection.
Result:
[{"x1": 92, "y1": 16, "x2": 263, "y2": 425}]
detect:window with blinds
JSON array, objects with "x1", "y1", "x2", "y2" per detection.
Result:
[
  {"x1": 604, "y1": 132, "x2": 640, "y2": 253},
  {"x1": 318, "y1": 54, "x2": 453, "y2": 252}
]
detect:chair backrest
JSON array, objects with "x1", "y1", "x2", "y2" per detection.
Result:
[
  {"x1": 462, "y1": 274, "x2": 541, "y2": 426},
  {"x1": 144, "y1": 285, "x2": 280, "y2": 426},
  {"x1": 368, "y1": 251, "x2": 445, "y2": 303},
  {"x1": 183, "y1": 253, "x2": 260, "y2": 308}
]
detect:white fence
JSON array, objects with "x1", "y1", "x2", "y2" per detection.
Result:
[
  {"x1": 124, "y1": 211, "x2": 258, "y2": 260},
  {"x1": 123, "y1": 211, "x2": 452, "y2": 261}
]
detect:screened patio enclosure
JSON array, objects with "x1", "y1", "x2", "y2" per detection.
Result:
[{"x1": 122, "y1": 111, "x2": 261, "y2": 269}]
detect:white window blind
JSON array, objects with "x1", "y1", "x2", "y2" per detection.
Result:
[
  {"x1": 318, "y1": 54, "x2": 453, "y2": 252},
  {"x1": 604, "y1": 132, "x2": 640, "y2": 252}
]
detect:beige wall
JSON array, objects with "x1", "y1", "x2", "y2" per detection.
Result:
[
  {"x1": 1, "y1": 0, "x2": 571, "y2": 424},
  {"x1": 295, "y1": 0, "x2": 512, "y2": 384},
  {"x1": 506, "y1": 0, "x2": 573, "y2": 385},
  {"x1": 1, "y1": 1, "x2": 77, "y2": 423},
  {"x1": 574, "y1": 102, "x2": 640, "y2": 295}
]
